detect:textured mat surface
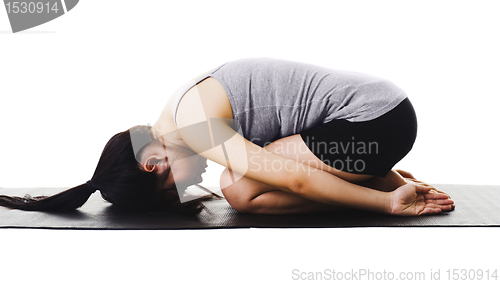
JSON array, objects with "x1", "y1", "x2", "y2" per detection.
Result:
[{"x1": 1, "y1": 184, "x2": 499, "y2": 229}]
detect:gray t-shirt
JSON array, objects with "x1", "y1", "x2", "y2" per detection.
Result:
[{"x1": 174, "y1": 57, "x2": 407, "y2": 147}]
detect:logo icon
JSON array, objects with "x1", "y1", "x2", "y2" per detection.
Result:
[{"x1": 3, "y1": 0, "x2": 79, "y2": 33}]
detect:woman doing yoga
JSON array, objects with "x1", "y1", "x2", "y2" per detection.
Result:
[{"x1": 0, "y1": 57, "x2": 454, "y2": 215}]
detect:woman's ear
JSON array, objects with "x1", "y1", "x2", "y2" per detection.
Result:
[{"x1": 143, "y1": 156, "x2": 158, "y2": 172}]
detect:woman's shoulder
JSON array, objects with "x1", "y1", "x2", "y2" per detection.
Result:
[
  {"x1": 178, "y1": 77, "x2": 233, "y2": 120},
  {"x1": 176, "y1": 77, "x2": 233, "y2": 128}
]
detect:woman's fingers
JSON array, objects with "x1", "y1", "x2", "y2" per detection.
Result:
[
  {"x1": 428, "y1": 198, "x2": 454, "y2": 205},
  {"x1": 395, "y1": 169, "x2": 415, "y2": 179},
  {"x1": 415, "y1": 184, "x2": 455, "y2": 214},
  {"x1": 415, "y1": 180, "x2": 432, "y2": 187},
  {"x1": 424, "y1": 191, "x2": 454, "y2": 207},
  {"x1": 429, "y1": 188, "x2": 451, "y2": 198},
  {"x1": 424, "y1": 198, "x2": 455, "y2": 212},
  {"x1": 391, "y1": 183, "x2": 455, "y2": 216},
  {"x1": 412, "y1": 181, "x2": 452, "y2": 200},
  {"x1": 421, "y1": 207, "x2": 442, "y2": 215},
  {"x1": 411, "y1": 180, "x2": 451, "y2": 199},
  {"x1": 420, "y1": 203, "x2": 455, "y2": 215},
  {"x1": 407, "y1": 177, "x2": 435, "y2": 189},
  {"x1": 405, "y1": 177, "x2": 443, "y2": 193},
  {"x1": 424, "y1": 192, "x2": 452, "y2": 200},
  {"x1": 415, "y1": 185, "x2": 452, "y2": 200},
  {"x1": 415, "y1": 184, "x2": 432, "y2": 194},
  {"x1": 401, "y1": 175, "x2": 453, "y2": 200}
]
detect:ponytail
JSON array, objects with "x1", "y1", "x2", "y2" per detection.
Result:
[{"x1": 0, "y1": 183, "x2": 96, "y2": 212}]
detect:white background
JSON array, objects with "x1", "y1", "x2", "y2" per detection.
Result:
[{"x1": 1, "y1": 1, "x2": 499, "y2": 283}]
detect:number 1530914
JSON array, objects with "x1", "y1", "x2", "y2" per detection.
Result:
[{"x1": 5, "y1": 2, "x2": 59, "y2": 14}]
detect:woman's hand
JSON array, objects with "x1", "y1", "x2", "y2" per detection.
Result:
[
  {"x1": 395, "y1": 169, "x2": 452, "y2": 199},
  {"x1": 388, "y1": 183, "x2": 455, "y2": 216},
  {"x1": 394, "y1": 169, "x2": 415, "y2": 179}
]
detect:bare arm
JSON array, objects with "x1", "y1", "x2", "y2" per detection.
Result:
[
  {"x1": 175, "y1": 79, "x2": 453, "y2": 215},
  {"x1": 176, "y1": 116, "x2": 393, "y2": 214}
]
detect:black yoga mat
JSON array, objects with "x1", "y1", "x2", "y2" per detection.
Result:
[{"x1": 1, "y1": 184, "x2": 499, "y2": 229}]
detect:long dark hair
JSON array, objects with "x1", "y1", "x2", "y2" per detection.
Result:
[{"x1": 0, "y1": 125, "x2": 216, "y2": 214}]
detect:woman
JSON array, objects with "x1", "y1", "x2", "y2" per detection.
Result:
[{"x1": 0, "y1": 57, "x2": 454, "y2": 216}]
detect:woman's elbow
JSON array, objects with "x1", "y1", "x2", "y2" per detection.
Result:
[{"x1": 284, "y1": 171, "x2": 307, "y2": 195}]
